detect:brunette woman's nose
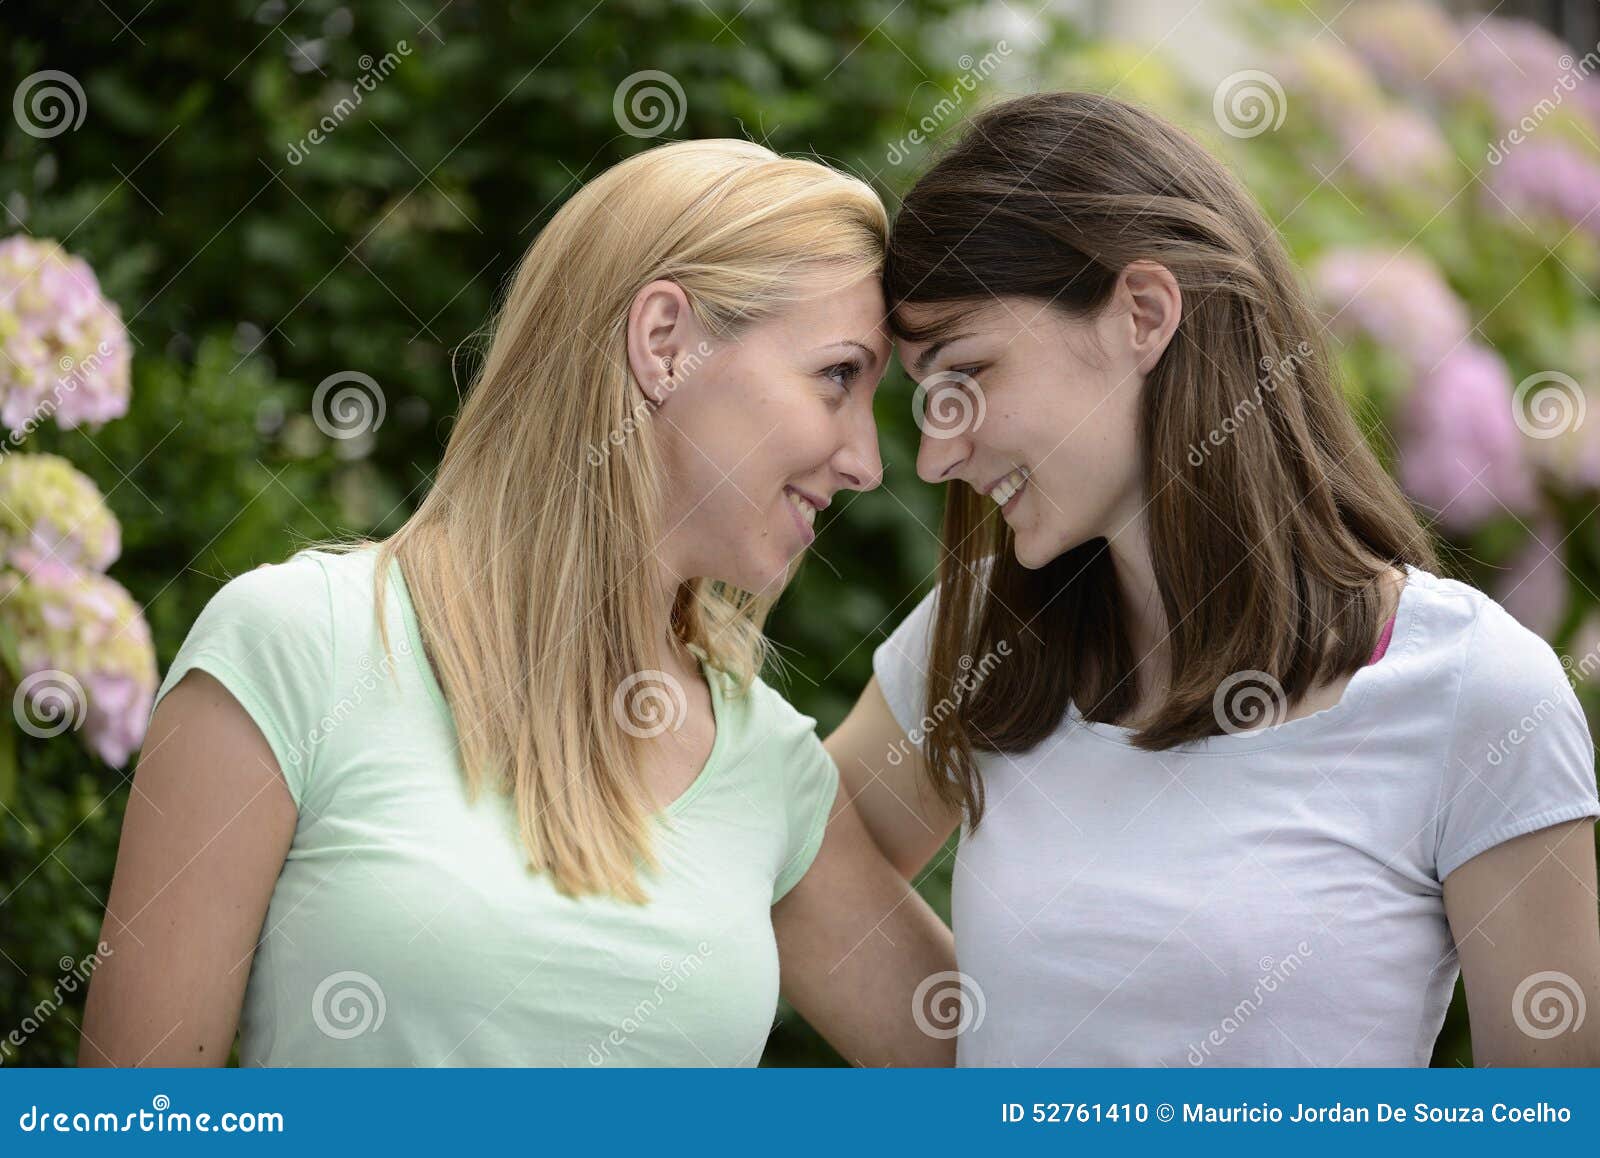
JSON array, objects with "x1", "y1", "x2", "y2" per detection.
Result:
[{"x1": 916, "y1": 429, "x2": 969, "y2": 485}]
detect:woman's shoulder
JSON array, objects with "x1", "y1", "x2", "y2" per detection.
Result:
[
  {"x1": 153, "y1": 548, "x2": 358, "y2": 809},
  {"x1": 1397, "y1": 568, "x2": 1599, "y2": 881},
  {"x1": 708, "y1": 663, "x2": 835, "y2": 782},
  {"x1": 156, "y1": 544, "x2": 391, "y2": 727},
  {"x1": 714, "y1": 663, "x2": 824, "y2": 745},
  {"x1": 213, "y1": 545, "x2": 335, "y2": 608},
  {"x1": 1399, "y1": 563, "x2": 1576, "y2": 714},
  {"x1": 172, "y1": 547, "x2": 340, "y2": 662}
]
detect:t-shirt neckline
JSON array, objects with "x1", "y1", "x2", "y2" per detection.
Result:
[{"x1": 1065, "y1": 564, "x2": 1423, "y2": 755}]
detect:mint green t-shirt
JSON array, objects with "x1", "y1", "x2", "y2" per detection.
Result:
[{"x1": 148, "y1": 545, "x2": 838, "y2": 1066}]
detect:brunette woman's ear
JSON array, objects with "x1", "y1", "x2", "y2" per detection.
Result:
[
  {"x1": 1119, "y1": 261, "x2": 1182, "y2": 376},
  {"x1": 625, "y1": 279, "x2": 693, "y2": 408}
]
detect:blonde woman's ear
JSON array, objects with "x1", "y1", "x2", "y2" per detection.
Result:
[{"x1": 624, "y1": 278, "x2": 694, "y2": 409}]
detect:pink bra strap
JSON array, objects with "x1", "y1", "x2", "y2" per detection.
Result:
[{"x1": 1367, "y1": 614, "x2": 1397, "y2": 666}]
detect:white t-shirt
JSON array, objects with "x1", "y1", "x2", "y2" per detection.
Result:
[{"x1": 873, "y1": 563, "x2": 1600, "y2": 1067}]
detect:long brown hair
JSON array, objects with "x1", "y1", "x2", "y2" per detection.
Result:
[{"x1": 884, "y1": 91, "x2": 1438, "y2": 825}]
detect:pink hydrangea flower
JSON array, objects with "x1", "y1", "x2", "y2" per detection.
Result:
[
  {"x1": 0, "y1": 235, "x2": 132, "y2": 435},
  {"x1": 1310, "y1": 247, "x2": 1471, "y2": 375},
  {"x1": 0, "y1": 452, "x2": 120, "y2": 579},
  {"x1": 1397, "y1": 344, "x2": 1539, "y2": 531},
  {"x1": 0, "y1": 567, "x2": 156, "y2": 767},
  {"x1": 1487, "y1": 139, "x2": 1600, "y2": 240}
]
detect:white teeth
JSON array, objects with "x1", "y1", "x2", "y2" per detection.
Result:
[
  {"x1": 988, "y1": 468, "x2": 1028, "y2": 507},
  {"x1": 786, "y1": 488, "x2": 816, "y2": 527}
]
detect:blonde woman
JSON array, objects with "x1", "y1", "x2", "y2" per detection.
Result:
[{"x1": 79, "y1": 140, "x2": 955, "y2": 1067}]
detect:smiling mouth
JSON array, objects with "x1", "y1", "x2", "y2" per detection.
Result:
[
  {"x1": 986, "y1": 467, "x2": 1029, "y2": 509},
  {"x1": 784, "y1": 486, "x2": 819, "y2": 532}
]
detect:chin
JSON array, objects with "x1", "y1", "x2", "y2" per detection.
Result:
[
  {"x1": 1009, "y1": 526, "x2": 1050, "y2": 570},
  {"x1": 727, "y1": 554, "x2": 795, "y2": 598},
  {"x1": 1013, "y1": 522, "x2": 1090, "y2": 570}
]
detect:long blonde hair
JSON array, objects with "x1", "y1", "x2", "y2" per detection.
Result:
[{"x1": 318, "y1": 139, "x2": 885, "y2": 901}]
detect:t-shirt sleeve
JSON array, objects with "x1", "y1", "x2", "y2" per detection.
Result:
[
  {"x1": 870, "y1": 585, "x2": 940, "y2": 742},
  {"x1": 771, "y1": 719, "x2": 841, "y2": 904},
  {"x1": 149, "y1": 550, "x2": 336, "y2": 810},
  {"x1": 1434, "y1": 600, "x2": 1600, "y2": 882}
]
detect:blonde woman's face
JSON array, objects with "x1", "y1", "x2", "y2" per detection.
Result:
[{"x1": 648, "y1": 272, "x2": 890, "y2": 595}]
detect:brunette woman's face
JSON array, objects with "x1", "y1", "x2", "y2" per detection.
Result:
[
  {"x1": 627, "y1": 271, "x2": 889, "y2": 595},
  {"x1": 894, "y1": 275, "x2": 1178, "y2": 569}
]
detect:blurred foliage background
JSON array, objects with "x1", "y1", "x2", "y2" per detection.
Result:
[{"x1": 2, "y1": 0, "x2": 1597, "y2": 1068}]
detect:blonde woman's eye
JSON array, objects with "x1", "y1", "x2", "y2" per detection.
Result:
[{"x1": 822, "y1": 360, "x2": 862, "y2": 389}]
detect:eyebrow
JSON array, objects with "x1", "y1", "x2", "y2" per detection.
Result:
[
  {"x1": 819, "y1": 339, "x2": 888, "y2": 363},
  {"x1": 913, "y1": 333, "x2": 974, "y2": 376}
]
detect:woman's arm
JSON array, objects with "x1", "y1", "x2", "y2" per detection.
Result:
[
  {"x1": 772, "y1": 778, "x2": 957, "y2": 1065},
  {"x1": 78, "y1": 670, "x2": 297, "y2": 1066},
  {"x1": 823, "y1": 675, "x2": 961, "y2": 880},
  {"x1": 1444, "y1": 817, "x2": 1600, "y2": 1065}
]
